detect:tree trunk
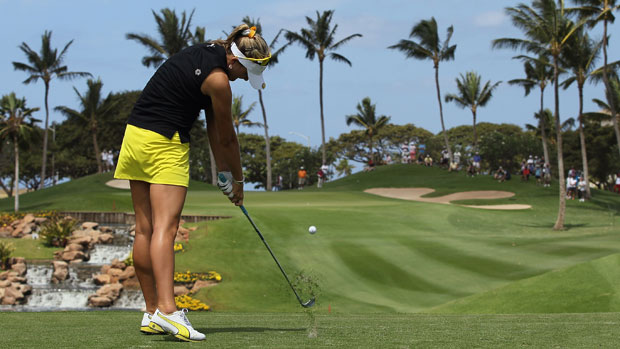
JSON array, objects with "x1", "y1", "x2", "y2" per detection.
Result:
[
  {"x1": 369, "y1": 134, "x2": 374, "y2": 164},
  {"x1": 258, "y1": 90, "x2": 272, "y2": 191},
  {"x1": 602, "y1": 19, "x2": 620, "y2": 157},
  {"x1": 435, "y1": 65, "x2": 453, "y2": 163},
  {"x1": 578, "y1": 84, "x2": 591, "y2": 199},
  {"x1": 552, "y1": 57, "x2": 566, "y2": 231},
  {"x1": 14, "y1": 134, "x2": 19, "y2": 213},
  {"x1": 539, "y1": 86, "x2": 551, "y2": 164},
  {"x1": 472, "y1": 109, "x2": 478, "y2": 149},
  {"x1": 93, "y1": 121, "x2": 102, "y2": 174},
  {"x1": 0, "y1": 180, "x2": 13, "y2": 198},
  {"x1": 319, "y1": 58, "x2": 327, "y2": 165},
  {"x1": 40, "y1": 81, "x2": 50, "y2": 189}
]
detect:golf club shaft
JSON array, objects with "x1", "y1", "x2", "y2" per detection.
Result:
[{"x1": 239, "y1": 205, "x2": 306, "y2": 305}]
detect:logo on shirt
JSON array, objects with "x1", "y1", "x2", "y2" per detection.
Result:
[{"x1": 195, "y1": 69, "x2": 201, "y2": 76}]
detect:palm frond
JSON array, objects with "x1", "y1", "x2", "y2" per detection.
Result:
[
  {"x1": 329, "y1": 53, "x2": 352, "y2": 66},
  {"x1": 330, "y1": 33, "x2": 363, "y2": 50}
]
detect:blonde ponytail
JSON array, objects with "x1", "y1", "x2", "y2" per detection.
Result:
[{"x1": 212, "y1": 24, "x2": 270, "y2": 59}]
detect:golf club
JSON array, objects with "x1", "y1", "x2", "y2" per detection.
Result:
[{"x1": 239, "y1": 204, "x2": 315, "y2": 308}]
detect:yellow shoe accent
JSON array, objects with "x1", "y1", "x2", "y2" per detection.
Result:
[
  {"x1": 141, "y1": 325, "x2": 163, "y2": 334},
  {"x1": 174, "y1": 334, "x2": 202, "y2": 342},
  {"x1": 146, "y1": 322, "x2": 165, "y2": 334},
  {"x1": 160, "y1": 313, "x2": 191, "y2": 339}
]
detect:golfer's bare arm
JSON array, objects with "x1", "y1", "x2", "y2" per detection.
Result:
[{"x1": 201, "y1": 68, "x2": 244, "y2": 204}]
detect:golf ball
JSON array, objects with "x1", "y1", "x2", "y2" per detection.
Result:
[{"x1": 308, "y1": 226, "x2": 317, "y2": 234}]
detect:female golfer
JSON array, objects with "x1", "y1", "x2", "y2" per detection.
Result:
[{"x1": 114, "y1": 24, "x2": 271, "y2": 342}]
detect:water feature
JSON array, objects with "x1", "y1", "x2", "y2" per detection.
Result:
[{"x1": 1, "y1": 224, "x2": 145, "y2": 311}]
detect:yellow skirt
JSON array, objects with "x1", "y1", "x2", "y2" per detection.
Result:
[{"x1": 114, "y1": 124, "x2": 190, "y2": 187}]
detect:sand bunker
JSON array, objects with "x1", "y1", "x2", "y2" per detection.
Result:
[
  {"x1": 105, "y1": 179, "x2": 130, "y2": 190},
  {"x1": 364, "y1": 188, "x2": 531, "y2": 210}
]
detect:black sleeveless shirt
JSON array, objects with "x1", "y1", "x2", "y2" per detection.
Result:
[{"x1": 128, "y1": 43, "x2": 228, "y2": 143}]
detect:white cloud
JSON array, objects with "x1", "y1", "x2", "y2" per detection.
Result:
[{"x1": 473, "y1": 10, "x2": 506, "y2": 27}]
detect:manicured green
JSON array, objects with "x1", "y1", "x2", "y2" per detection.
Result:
[
  {"x1": 1, "y1": 165, "x2": 620, "y2": 315},
  {"x1": 1, "y1": 311, "x2": 619, "y2": 348}
]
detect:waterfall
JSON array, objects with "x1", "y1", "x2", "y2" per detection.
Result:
[
  {"x1": 25, "y1": 264, "x2": 53, "y2": 286},
  {"x1": 87, "y1": 245, "x2": 131, "y2": 265},
  {"x1": 10, "y1": 224, "x2": 138, "y2": 311}
]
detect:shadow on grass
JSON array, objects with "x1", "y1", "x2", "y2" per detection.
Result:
[
  {"x1": 516, "y1": 222, "x2": 589, "y2": 230},
  {"x1": 157, "y1": 327, "x2": 305, "y2": 341},
  {"x1": 203, "y1": 327, "x2": 305, "y2": 334}
]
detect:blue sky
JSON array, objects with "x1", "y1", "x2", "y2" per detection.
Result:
[{"x1": 1, "y1": 0, "x2": 618, "y2": 152}]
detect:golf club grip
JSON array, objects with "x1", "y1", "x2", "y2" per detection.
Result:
[{"x1": 239, "y1": 205, "x2": 303, "y2": 303}]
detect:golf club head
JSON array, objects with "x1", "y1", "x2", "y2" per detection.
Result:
[{"x1": 302, "y1": 298, "x2": 316, "y2": 308}]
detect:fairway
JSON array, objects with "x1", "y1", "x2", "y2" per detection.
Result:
[
  {"x1": 1, "y1": 311, "x2": 619, "y2": 348},
  {"x1": 3, "y1": 165, "x2": 620, "y2": 314}
]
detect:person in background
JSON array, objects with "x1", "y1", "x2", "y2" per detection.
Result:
[
  {"x1": 101, "y1": 150, "x2": 109, "y2": 172},
  {"x1": 298, "y1": 166, "x2": 307, "y2": 189},
  {"x1": 473, "y1": 152, "x2": 481, "y2": 174},
  {"x1": 543, "y1": 163, "x2": 552, "y2": 187},
  {"x1": 453, "y1": 150, "x2": 461, "y2": 168},
  {"x1": 578, "y1": 176, "x2": 587, "y2": 202},
  {"x1": 566, "y1": 174, "x2": 578, "y2": 200},
  {"x1": 493, "y1": 166, "x2": 506, "y2": 182},
  {"x1": 535, "y1": 164, "x2": 542, "y2": 185},
  {"x1": 107, "y1": 149, "x2": 115, "y2": 172},
  {"x1": 401, "y1": 143, "x2": 409, "y2": 164},
  {"x1": 317, "y1": 168, "x2": 325, "y2": 188}
]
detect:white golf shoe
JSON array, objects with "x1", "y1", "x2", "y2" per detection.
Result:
[
  {"x1": 140, "y1": 312, "x2": 165, "y2": 334},
  {"x1": 150, "y1": 309, "x2": 206, "y2": 342}
]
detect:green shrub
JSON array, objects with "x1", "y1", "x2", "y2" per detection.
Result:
[
  {"x1": 0, "y1": 241, "x2": 14, "y2": 270},
  {"x1": 123, "y1": 251, "x2": 133, "y2": 267},
  {"x1": 40, "y1": 217, "x2": 77, "y2": 247}
]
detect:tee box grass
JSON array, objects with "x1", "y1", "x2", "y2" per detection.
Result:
[{"x1": 1, "y1": 165, "x2": 620, "y2": 346}]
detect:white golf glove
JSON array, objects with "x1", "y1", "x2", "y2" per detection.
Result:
[{"x1": 217, "y1": 171, "x2": 234, "y2": 198}]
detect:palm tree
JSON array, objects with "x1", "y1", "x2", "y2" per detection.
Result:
[
  {"x1": 526, "y1": 108, "x2": 555, "y2": 143},
  {"x1": 493, "y1": 0, "x2": 586, "y2": 230},
  {"x1": 560, "y1": 29, "x2": 603, "y2": 199},
  {"x1": 231, "y1": 95, "x2": 261, "y2": 135},
  {"x1": 567, "y1": 0, "x2": 620, "y2": 156},
  {"x1": 589, "y1": 75, "x2": 620, "y2": 118},
  {"x1": 12, "y1": 30, "x2": 91, "y2": 189},
  {"x1": 55, "y1": 78, "x2": 116, "y2": 174},
  {"x1": 389, "y1": 17, "x2": 457, "y2": 163},
  {"x1": 241, "y1": 17, "x2": 290, "y2": 191},
  {"x1": 345, "y1": 97, "x2": 391, "y2": 164},
  {"x1": 285, "y1": 10, "x2": 362, "y2": 165},
  {"x1": 0, "y1": 93, "x2": 40, "y2": 212},
  {"x1": 445, "y1": 71, "x2": 501, "y2": 149},
  {"x1": 509, "y1": 55, "x2": 555, "y2": 163},
  {"x1": 126, "y1": 8, "x2": 196, "y2": 68},
  {"x1": 335, "y1": 158, "x2": 354, "y2": 176}
]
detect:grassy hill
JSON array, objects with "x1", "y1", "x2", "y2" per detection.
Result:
[{"x1": 2, "y1": 164, "x2": 620, "y2": 314}]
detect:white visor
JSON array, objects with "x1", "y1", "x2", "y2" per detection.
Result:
[{"x1": 231, "y1": 42, "x2": 269, "y2": 90}]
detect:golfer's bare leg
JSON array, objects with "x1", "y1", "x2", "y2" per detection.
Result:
[
  {"x1": 130, "y1": 180, "x2": 158, "y2": 314},
  {"x1": 150, "y1": 184, "x2": 187, "y2": 314}
]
